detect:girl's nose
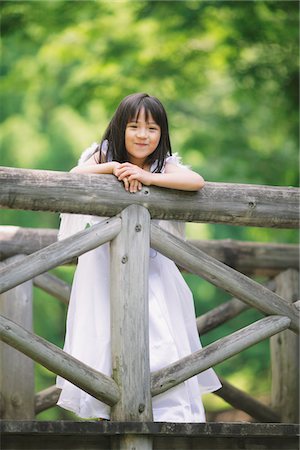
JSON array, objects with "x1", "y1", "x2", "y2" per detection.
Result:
[{"x1": 137, "y1": 127, "x2": 148, "y2": 138}]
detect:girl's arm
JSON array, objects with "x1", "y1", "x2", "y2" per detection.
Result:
[
  {"x1": 116, "y1": 162, "x2": 205, "y2": 191},
  {"x1": 70, "y1": 152, "x2": 121, "y2": 175},
  {"x1": 69, "y1": 154, "x2": 203, "y2": 192},
  {"x1": 69, "y1": 154, "x2": 142, "y2": 192}
]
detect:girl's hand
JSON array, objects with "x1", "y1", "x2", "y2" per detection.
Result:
[
  {"x1": 115, "y1": 163, "x2": 152, "y2": 190},
  {"x1": 112, "y1": 161, "x2": 122, "y2": 176},
  {"x1": 113, "y1": 163, "x2": 143, "y2": 193}
]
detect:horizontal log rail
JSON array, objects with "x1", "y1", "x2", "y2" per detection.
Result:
[
  {"x1": 190, "y1": 239, "x2": 299, "y2": 276},
  {"x1": 151, "y1": 315, "x2": 291, "y2": 396},
  {"x1": 150, "y1": 224, "x2": 300, "y2": 333},
  {"x1": 0, "y1": 315, "x2": 120, "y2": 407},
  {"x1": 0, "y1": 217, "x2": 121, "y2": 294},
  {"x1": 0, "y1": 226, "x2": 298, "y2": 276},
  {"x1": 1, "y1": 167, "x2": 299, "y2": 228},
  {"x1": 0, "y1": 226, "x2": 56, "y2": 261}
]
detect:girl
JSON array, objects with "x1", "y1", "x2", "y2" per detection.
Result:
[{"x1": 56, "y1": 93, "x2": 221, "y2": 422}]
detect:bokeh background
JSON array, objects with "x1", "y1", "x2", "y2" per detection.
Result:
[{"x1": 1, "y1": 0, "x2": 299, "y2": 420}]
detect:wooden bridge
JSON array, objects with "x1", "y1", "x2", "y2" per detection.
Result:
[{"x1": 0, "y1": 166, "x2": 299, "y2": 449}]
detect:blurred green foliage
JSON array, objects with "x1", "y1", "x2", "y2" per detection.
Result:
[{"x1": 0, "y1": 0, "x2": 298, "y2": 419}]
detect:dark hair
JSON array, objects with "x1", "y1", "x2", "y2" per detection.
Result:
[{"x1": 95, "y1": 93, "x2": 172, "y2": 173}]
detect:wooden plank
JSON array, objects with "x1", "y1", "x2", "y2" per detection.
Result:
[
  {"x1": 150, "y1": 223, "x2": 300, "y2": 332},
  {"x1": 0, "y1": 167, "x2": 299, "y2": 228},
  {"x1": 151, "y1": 315, "x2": 291, "y2": 397},
  {"x1": 270, "y1": 269, "x2": 299, "y2": 423},
  {"x1": 110, "y1": 205, "x2": 152, "y2": 449},
  {"x1": 215, "y1": 378, "x2": 280, "y2": 422},
  {"x1": 0, "y1": 256, "x2": 34, "y2": 419},
  {"x1": 0, "y1": 315, "x2": 120, "y2": 407},
  {"x1": 1, "y1": 226, "x2": 298, "y2": 276},
  {"x1": 1, "y1": 421, "x2": 299, "y2": 450},
  {"x1": 0, "y1": 217, "x2": 121, "y2": 294},
  {"x1": 34, "y1": 273, "x2": 71, "y2": 305}
]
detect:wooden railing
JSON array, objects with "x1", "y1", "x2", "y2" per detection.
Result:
[{"x1": 0, "y1": 167, "x2": 299, "y2": 449}]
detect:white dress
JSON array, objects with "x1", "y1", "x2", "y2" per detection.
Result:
[{"x1": 56, "y1": 144, "x2": 221, "y2": 422}]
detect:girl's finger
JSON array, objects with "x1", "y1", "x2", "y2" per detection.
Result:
[
  {"x1": 122, "y1": 177, "x2": 129, "y2": 191},
  {"x1": 129, "y1": 179, "x2": 140, "y2": 193},
  {"x1": 119, "y1": 162, "x2": 135, "y2": 169},
  {"x1": 118, "y1": 168, "x2": 134, "y2": 179},
  {"x1": 129, "y1": 179, "x2": 136, "y2": 193}
]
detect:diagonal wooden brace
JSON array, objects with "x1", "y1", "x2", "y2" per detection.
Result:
[{"x1": 150, "y1": 224, "x2": 299, "y2": 333}]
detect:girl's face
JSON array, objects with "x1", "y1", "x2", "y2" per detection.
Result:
[{"x1": 125, "y1": 108, "x2": 161, "y2": 167}]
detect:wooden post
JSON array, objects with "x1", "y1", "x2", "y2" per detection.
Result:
[
  {"x1": 0, "y1": 256, "x2": 34, "y2": 419},
  {"x1": 270, "y1": 269, "x2": 299, "y2": 423},
  {"x1": 110, "y1": 205, "x2": 152, "y2": 450}
]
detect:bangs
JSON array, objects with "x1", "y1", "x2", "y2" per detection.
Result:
[{"x1": 127, "y1": 97, "x2": 163, "y2": 127}]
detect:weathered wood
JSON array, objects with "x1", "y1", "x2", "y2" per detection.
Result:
[
  {"x1": 190, "y1": 239, "x2": 299, "y2": 276},
  {"x1": 151, "y1": 315, "x2": 291, "y2": 396},
  {"x1": 196, "y1": 279, "x2": 276, "y2": 335},
  {"x1": 34, "y1": 273, "x2": 71, "y2": 305},
  {"x1": 34, "y1": 378, "x2": 280, "y2": 423},
  {"x1": 270, "y1": 269, "x2": 299, "y2": 423},
  {"x1": 1, "y1": 421, "x2": 299, "y2": 450},
  {"x1": 0, "y1": 167, "x2": 299, "y2": 228},
  {"x1": 0, "y1": 256, "x2": 34, "y2": 419},
  {"x1": 197, "y1": 299, "x2": 249, "y2": 335},
  {"x1": 0, "y1": 315, "x2": 120, "y2": 407},
  {"x1": 35, "y1": 386, "x2": 61, "y2": 415},
  {"x1": 1, "y1": 226, "x2": 298, "y2": 276},
  {"x1": 215, "y1": 377, "x2": 280, "y2": 423},
  {"x1": 0, "y1": 226, "x2": 56, "y2": 261},
  {"x1": 151, "y1": 223, "x2": 300, "y2": 332},
  {"x1": 110, "y1": 205, "x2": 152, "y2": 449},
  {"x1": 32, "y1": 374, "x2": 281, "y2": 422},
  {"x1": 0, "y1": 217, "x2": 121, "y2": 294}
]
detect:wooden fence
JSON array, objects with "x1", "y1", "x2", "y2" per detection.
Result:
[{"x1": 0, "y1": 167, "x2": 299, "y2": 449}]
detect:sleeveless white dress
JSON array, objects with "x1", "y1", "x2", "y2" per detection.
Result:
[{"x1": 56, "y1": 144, "x2": 221, "y2": 422}]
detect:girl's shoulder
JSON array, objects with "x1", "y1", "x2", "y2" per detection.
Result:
[
  {"x1": 78, "y1": 140, "x2": 109, "y2": 165},
  {"x1": 78, "y1": 142, "x2": 99, "y2": 165},
  {"x1": 163, "y1": 153, "x2": 189, "y2": 171}
]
